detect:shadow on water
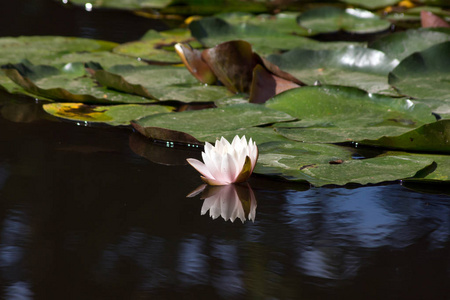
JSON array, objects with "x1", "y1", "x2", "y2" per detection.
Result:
[{"x1": 0, "y1": 1, "x2": 449, "y2": 299}]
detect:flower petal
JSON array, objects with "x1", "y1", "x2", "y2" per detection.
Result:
[
  {"x1": 235, "y1": 156, "x2": 253, "y2": 183},
  {"x1": 201, "y1": 176, "x2": 228, "y2": 186},
  {"x1": 186, "y1": 158, "x2": 214, "y2": 180}
]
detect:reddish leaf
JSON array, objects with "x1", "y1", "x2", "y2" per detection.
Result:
[
  {"x1": 421, "y1": 11, "x2": 450, "y2": 28},
  {"x1": 174, "y1": 43, "x2": 217, "y2": 85},
  {"x1": 201, "y1": 40, "x2": 258, "y2": 93},
  {"x1": 249, "y1": 65, "x2": 300, "y2": 104}
]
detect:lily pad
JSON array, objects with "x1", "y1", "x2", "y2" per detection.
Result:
[
  {"x1": 388, "y1": 41, "x2": 450, "y2": 102},
  {"x1": 189, "y1": 17, "x2": 363, "y2": 56},
  {"x1": 112, "y1": 29, "x2": 201, "y2": 64},
  {"x1": 266, "y1": 46, "x2": 399, "y2": 94},
  {"x1": 339, "y1": 0, "x2": 400, "y2": 9},
  {"x1": 254, "y1": 141, "x2": 434, "y2": 186},
  {"x1": 94, "y1": 64, "x2": 231, "y2": 102},
  {"x1": 265, "y1": 86, "x2": 436, "y2": 143},
  {"x1": 2, "y1": 61, "x2": 154, "y2": 104},
  {"x1": 68, "y1": 0, "x2": 172, "y2": 10},
  {"x1": 133, "y1": 103, "x2": 295, "y2": 143},
  {"x1": 216, "y1": 12, "x2": 310, "y2": 36},
  {"x1": 360, "y1": 119, "x2": 450, "y2": 153},
  {"x1": 43, "y1": 102, "x2": 173, "y2": 126},
  {"x1": 297, "y1": 7, "x2": 391, "y2": 35},
  {"x1": 402, "y1": 153, "x2": 450, "y2": 183},
  {"x1": 369, "y1": 28, "x2": 450, "y2": 60},
  {"x1": 0, "y1": 36, "x2": 117, "y2": 66}
]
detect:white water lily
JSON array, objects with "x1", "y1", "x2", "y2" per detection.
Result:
[{"x1": 187, "y1": 135, "x2": 258, "y2": 186}]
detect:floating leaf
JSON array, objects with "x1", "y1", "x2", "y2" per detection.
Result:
[
  {"x1": 402, "y1": 153, "x2": 450, "y2": 183},
  {"x1": 0, "y1": 36, "x2": 117, "y2": 66},
  {"x1": 249, "y1": 64, "x2": 300, "y2": 103},
  {"x1": 68, "y1": 0, "x2": 172, "y2": 10},
  {"x1": 133, "y1": 103, "x2": 295, "y2": 143},
  {"x1": 160, "y1": 0, "x2": 269, "y2": 15},
  {"x1": 339, "y1": 0, "x2": 400, "y2": 10},
  {"x1": 112, "y1": 29, "x2": 201, "y2": 64},
  {"x1": 297, "y1": 7, "x2": 391, "y2": 35},
  {"x1": 174, "y1": 43, "x2": 217, "y2": 85},
  {"x1": 2, "y1": 61, "x2": 154, "y2": 104},
  {"x1": 360, "y1": 119, "x2": 450, "y2": 153},
  {"x1": 265, "y1": 86, "x2": 436, "y2": 143},
  {"x1": 421, "y1": 10, "x2": 450, "y2": 28},
  {"x1": 388, "y1": 41, "x2": 450, "y2": 102},
  {"x1": 94, "y1": 64, "x2": 230, "y2": 102},
  {"x1": 254, "y1": 141, "x2": 434, "y2": 186},
  {"x1": 189, "y1": 16, "x2": 363, "y2": 56},
  {"x1": 43, "y1": 103, "x2": 173, "y2": 126},
  {"x1": 201, "y1": 40, "x2": 258, "y2": 93},
  {"x1": 266, "y1": 46, "x2": 399, "y2": 94},
  {"x1": 369, "y1": 28, "x2": 450, "y2": 60},
  {"x1": 216, "y1": 12, "x2": 310, "y2": 36}
]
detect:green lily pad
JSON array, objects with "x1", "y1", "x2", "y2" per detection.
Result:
[
  {"x1": 297, "y1": 7, "x2": 391, "y2": 35},
  {"x1": 160, "y1": 0, "x2": 269, "y2": 15},
  {"x1": 43, "y1": 102, "x2": 173, "y2": 126},
  {"x1": 112, "y1": 29, "x2": 201, "y2": 64},
  {"x1": 0, "y1": 36, "x2": 117, "y2": 66},
  {"x1": 266, "y1": 46, "x2": 399, "y2": 94},
  {"x1": 216, "y1": 12, "x2": 310, "y2": 36},
  {"x1": 265, "y1": 86, "x2": 436, "y2": 143},
  {"x1": 51, "y1": 51, "x2": 148, "y2": 69},
  {"x1": 2, "y1": 61, "x2": 154, "y2": 104},
  {"x1": 402, "y1": 153, "x2": 450, "y2": 183},
  {"x1": 68, "y1": 0, "x2": 172, "y2": 10},
  {"x1": 361, "y1": 119, "x2": 450, "y2": 153},
  {"x1": 254, "y1": 141, "x2": 434, "y2": 186},
  {"x1": 339, "y1": 0, "x2": 400, "y2": 10},
  {"x1": 388, "y1": 41, "x2": 450, "y2": 102},
  {"x1": 94, "y1": 64, "x2": 231, "y2": 102},
  {"x1": 189, "y1": 17, "x2": 363, "y2": 56},
  {"x1": 369, "y1": 28, "x2": 450, "y2": 61},
  {"x1": 133, "y1": 103, "x2": 295, "y2": 143}
]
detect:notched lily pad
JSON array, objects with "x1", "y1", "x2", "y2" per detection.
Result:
[
  {"x1": 133, "y1": 103, "x2": 296, "y2": 143},
  {"x1": 2, "y1": 61, "x2": 154, "y2": 104},
  {"x1": 361, "y1": 119, "x2": 450, "y2": 153},
  {"x1": 112, "y1": 29, "x2": 201, "y2": 64},
  {"x1": 0, "y1": 36, "x2": 117, "y2": 66},
  {"x1": 189, "y1": 16, "x2": 362, "y2": 56},
  {"x1": 369, "y1": 28, "x2": 450, "y2": 61},
  {"x1": 254, "y1": 141, "x2": 434, "y2": 186},
  {"x1": 388, "y1": 41, "x2": 450, "y2": 102},
  {"x1": 297, "y1": 7, "x2": 391, "y2": 35},
  {"x1": 93, "y1": 64, "x2": 230, "y2": 103},
  {"x1": 265, "y1": 86, "x2": 436, "y2": 143},
  {"x1": 266, "y1": 46, "x2": 399, "y2": 94}
]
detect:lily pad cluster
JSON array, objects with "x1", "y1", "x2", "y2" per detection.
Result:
[{"x1": 1, "y1": 3, "x2": 450, "y2": 188}]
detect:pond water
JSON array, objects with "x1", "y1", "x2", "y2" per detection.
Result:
[{"x1": 0, "y1": 1, "x2": 449, "y2": 299}]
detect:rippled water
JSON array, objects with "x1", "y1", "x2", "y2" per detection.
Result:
[{"x1": 0, "y1": 1, "x2": 449, "y2": 299}]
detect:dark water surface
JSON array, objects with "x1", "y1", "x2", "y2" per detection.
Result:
[{"x1": 0, "y1": 1, "x2": 449, "y2": 299}]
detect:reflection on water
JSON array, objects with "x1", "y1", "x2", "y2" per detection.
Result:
[{"x1": 188, "y1": 183, "x2": 257, "y2": 223}]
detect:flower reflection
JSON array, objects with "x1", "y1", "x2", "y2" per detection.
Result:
[{"x1": 188, "y1": 183, "x2": 257, "y2": 223}]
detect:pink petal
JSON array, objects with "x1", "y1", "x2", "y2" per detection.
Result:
[{"x1": 186, "y1": 158, "x2": 214, "y2": 180}]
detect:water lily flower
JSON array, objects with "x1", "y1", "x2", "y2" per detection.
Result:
[{"x1": 187, "y1": 135, "x2": 258, "y2": 186}]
